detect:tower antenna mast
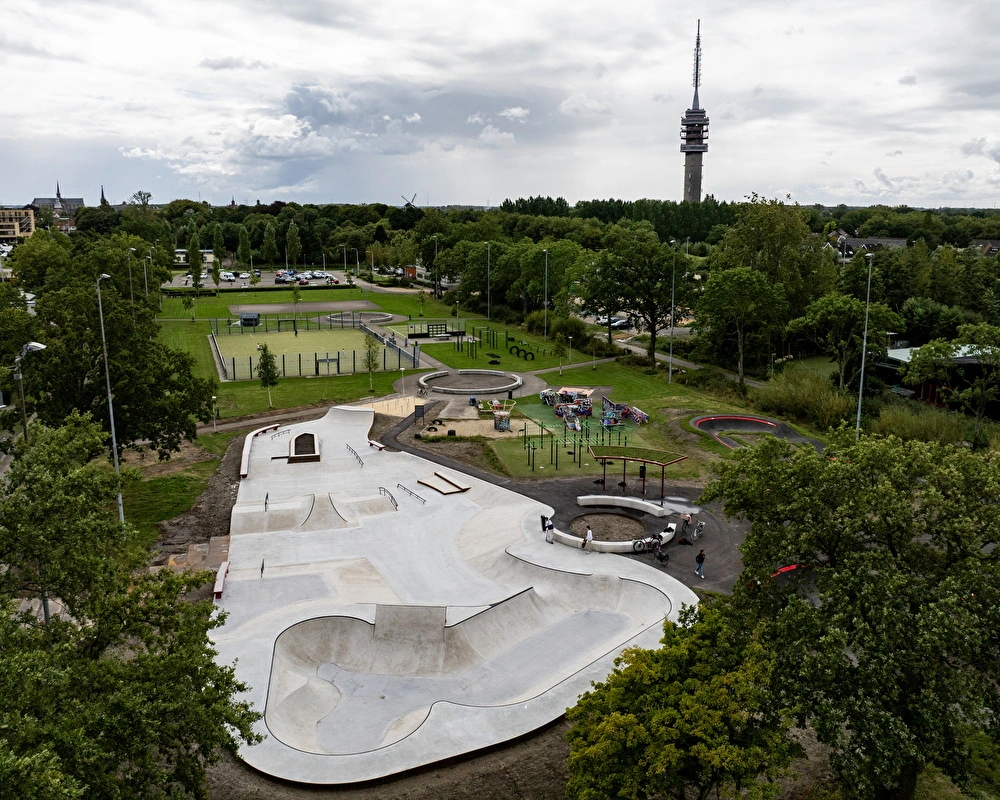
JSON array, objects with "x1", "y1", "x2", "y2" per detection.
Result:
[{"x1": 680, "y1": 20, "x2": 709, "y2": 203}]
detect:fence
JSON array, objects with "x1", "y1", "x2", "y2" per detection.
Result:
[
  {"x1": 220, "y1": 347, "x2": 420, "y2": 381},
  {"x1": 210, "y1": 311, "x2": 392, "y2": 335}
]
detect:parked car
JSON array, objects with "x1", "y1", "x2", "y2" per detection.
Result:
[
  {"x1": 239, "y1": 272, "x2": 250, "y2": 279},
  {"x1": 325, "y1": 277, "x2": 340, "y2": 285},
  {"x1": 610, "y1": 318, "x2": 632, "y2": 330},
  {"x1": 275, "y1": 274, "x2": 292, "y2": 284}
]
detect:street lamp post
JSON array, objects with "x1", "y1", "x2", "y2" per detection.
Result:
[
  {"x1": 568, "y1": 335, "x2": 573, "y2": 364},
  {"x1": 212, "y1": 395, "x2": 217, "y2": 432},
  {"x1": 96, "y1": 274, "x2": 125, "y2": 524},
  {"x1": 352, "y1": 248, "x2": 360, "y2": 275},
  {"x1": 340, "y1": 245, "x2": 347, "y2": 277},
  {"x1": 543, "y1": 249, "x2": 549, "y2": 340},
  {"x1": 126, "y1": 247, "x2": 136, "y2": 306},
  {"x1": 669, "y1": 239, "x2": 677, "y2": 384},
  {"x1": 855, "y1": 253, "x2": 875, "y2": 439},
  {"x1": 433, "y1": 235, "x2": 440, "y2": 299},
  {"x1": 487, "y1": 242, "x2": 491, "y2": 321},
  {"x1": 14, "y1": 342, "x2": 46, "y2": 442}
]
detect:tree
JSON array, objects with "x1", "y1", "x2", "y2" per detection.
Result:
[
  {"x1": 237, "y1": 225, "x2": 251, "y2": 270},
  {"x1": 574, "y1": 249, "x2": 627, "y2": 343},
  {"x1": 212, "y1": 222, "x2": 226, "y2": 268},
  {"x1": 696, "y1": 267, "x2": 786, "y2": 384},
  {"x1": 788, "y1": 292, "x2": 903, "y2": 389},
  {"x1": 613, "y1": 223, "x2": 672, "y2": 360},
  {"x1": 566, "y1": 600, "x2": 798, "y2": 800},
  {"x1": 261, "y1": 222, "x2": 279, "y2": 267},
  {"x1": 710, "y1": 194, "x2": 829, "y2": 322},
  {"x1": 700, "y1": 433, "x2": 1000, "y2": 800},
  {"x1": 256, "y1": 342, "x2": 279, "y2": 407},
  {"x1": 0, "y1": 416, "x2": 262, "y2": 798},
  {"x1": 286, "y1": 221, "x2": 302, "y2": 269},
  {"x1": 902, "y1": 322, "x2": 1000, "y2": 444},
  {"x1": 6, "y1": 230, "x2": 73, "y2": 291},
  {"x1": 363, "y1": 332, "x2": 380, "y2": 392},
  {"x1": 29, "y1": 284, "x2": 216, "y2": 459},
  {"x1": 0, "y1": 412, "x2": 136, "y2": 617}
]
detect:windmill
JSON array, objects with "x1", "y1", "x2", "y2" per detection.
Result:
[{"x1": 400, "y1": 193, "x2": 417, "y2": 209}]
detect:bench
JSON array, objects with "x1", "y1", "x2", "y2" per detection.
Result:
[
  {"x1": 368, "y1": 439, "x2": 386, "y2": 450},
  {"x1": 576, "y1": 495, "x2": 669, "y2": 517},
  {"x1": 213, "y1": 561, "x2": 230, "y2": 599}
]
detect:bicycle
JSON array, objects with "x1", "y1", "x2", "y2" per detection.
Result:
[
  {"x1": 417, "y1": 386, "x2": 428, "y2": 398},
  {"x1": 690, "y1": 521, "x2": 706, "y2": 541},
  {"x1": 632, "y1": 523, "x2": 676, "y2": 563}
]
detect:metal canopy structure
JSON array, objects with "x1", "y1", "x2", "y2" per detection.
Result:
[{"x1": 589, "y1": 445, "x2": 688, "y2": 502}]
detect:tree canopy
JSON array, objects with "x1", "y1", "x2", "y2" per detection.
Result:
[
  {"x1": 0, "y1": 416, "x2": 262, "y2": 798},
  {"x1": 700, "y1": 432, "x2": 1000, "y2": 800}
]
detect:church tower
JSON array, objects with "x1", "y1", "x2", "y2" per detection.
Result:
[{"x1": 680, "y1": 21, "x2": 709, "y2": 203}]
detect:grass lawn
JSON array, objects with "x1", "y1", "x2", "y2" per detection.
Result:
[
  {"x1": 785, "y1": 355, "x2": 838, "y2": 377},
  {"x1": 213, "y1": 327, "x2": 369, "y2": 358},
  {"x1": 457, "y1": 362, "x2": 780, "y2": 483},
  {"x1": 124, "y1": 458, "x2": 219, "y2": 545},
  {"x1": 420, "y1": 326, "x2": 593, "y2": 372}
]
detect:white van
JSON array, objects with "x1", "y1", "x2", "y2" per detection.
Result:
[{"x1": 220, "y1": 271, "x2": 236, "y2": 282}]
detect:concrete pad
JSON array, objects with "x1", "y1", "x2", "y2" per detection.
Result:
[{"x1": 213, "y1": 404, "x2": 698, "y2": 785}]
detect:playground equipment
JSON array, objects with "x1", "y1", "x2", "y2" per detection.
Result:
[
  {"x1": 486, "y1": 398, "x2": 516, "y2": 431},
  {"x1": 602, "y1": 396, "x2": 649, "y2": 425}
]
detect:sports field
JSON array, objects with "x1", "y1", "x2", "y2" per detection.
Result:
[
  {"x1": 213, "y1": 328, "x2": 367, "y2": 358},
  {"x1": 212, "y1": 327, "x2": 418, "y2": 380}
]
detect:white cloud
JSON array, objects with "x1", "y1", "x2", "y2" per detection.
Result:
[
  {"x1": 477, "y1": 125, "x2": 515, "y2": 147},
  {"x1": 4, "y1": 0, "x2": 1000, "y2": 206},
  {"x1": 558, "y1": 93, "x2": 612, "y2": 118},
  {"x1": 498, "y1": 106, "x2": 530, "y2": 122}
]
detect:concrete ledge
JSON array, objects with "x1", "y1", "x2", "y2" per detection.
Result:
[
  {"x1": 240, "y1": 424, "x2": 281, "y2": 478},
  {"x1": 577, "y1": 495, "x2": 669, "y2": 517},
  {"x1": 550, "y1": 529, "x2": 636, "y2": 553}
]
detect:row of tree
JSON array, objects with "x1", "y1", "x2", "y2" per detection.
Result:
[{"x1": 2, "y1": 230, "x2": 214, "y2": 459}]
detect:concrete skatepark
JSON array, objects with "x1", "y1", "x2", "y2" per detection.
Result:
[{"x1": 213, "y1": 405, "x2": 698, "y2": 785}]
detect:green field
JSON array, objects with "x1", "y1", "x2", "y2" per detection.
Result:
[{"x1": 213, "y1": 327, "x2": 368, "y2": 359}]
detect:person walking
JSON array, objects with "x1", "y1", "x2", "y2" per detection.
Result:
[
  {"x1": 695, "y1": 549, "x2": 706, "y2": 579},
  {"x1": 582, "y1": 526, "x2": 593, "y2": 551}
]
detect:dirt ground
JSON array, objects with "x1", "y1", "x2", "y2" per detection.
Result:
[{"x1": 152, "y1": 407, "x2": 831, "y2": 800}]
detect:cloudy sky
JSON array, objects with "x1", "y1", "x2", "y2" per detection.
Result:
[{"x1": 3, "y1": 0, "x2": 1000, "y2": 210}]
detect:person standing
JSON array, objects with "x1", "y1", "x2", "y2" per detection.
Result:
[
  {"x1": 582, "y1": 526, "x2": 593, "y2": 550},
  {"x1": 695, "y1": 549, "x2": 705, "y2": 578}
]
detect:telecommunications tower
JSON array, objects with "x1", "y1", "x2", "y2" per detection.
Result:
[{"x1": 680, "y1": 20, "x2": 709, "y2": 203}]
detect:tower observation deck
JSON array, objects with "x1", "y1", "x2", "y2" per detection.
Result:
[{"x1": 680, "y1": 20, "x2": 709, "y2": 203}]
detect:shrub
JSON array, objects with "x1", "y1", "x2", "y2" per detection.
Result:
[
  {"x1": 751, "y1": 371, "x2": 852, "y2": 429},
  {"x1": 869, "y1": 401, "x2": 971, "y2": 446}
]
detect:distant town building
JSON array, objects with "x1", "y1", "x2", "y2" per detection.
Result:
[
  {"x1": 30, "y1": 183, "x2": 85, "y2": 232},
  {"x1": 0, "y1": 206, "x2": 35, "y2": 244},
  {"x1": 680, "y1": 21, "x2": 709, "y2": 204}
]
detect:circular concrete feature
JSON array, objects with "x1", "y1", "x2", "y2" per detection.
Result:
[{"x1": 418, "y1": 369, "x2": 523, "y2": 396}]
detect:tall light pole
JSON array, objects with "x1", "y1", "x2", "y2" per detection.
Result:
[
  {"x1": 352, "y1": 248, "x2": 360, "y2": 275},
  {"x1": 568, "y1": 335, "x2": 573, "y2": 364},
  {"x1": 126, "y1": 247, "x2": 136, "y2": 306},
  {"x1": 433, "y1": 235, "x2": 440, "y2": 299},
  {"x1": 14, "y1": 341, "x2": 46, "y2": 442},
  {"x1": 543, "y1": 248, "x2": 549, "y2": 340},
  {"x1": 486, "y1": 242, "x2": 491, "y2": 321},
  {"x1": 96, "y1": 274, "x2": 125, "y2": 524},
  {"x1": 669, "y1": 239, "x2": 677, "y2": 384},
  {"x1": 212, "y1": 395, "x2": 217, "y2": 432},
  {"x1": 340, "y1": 244, "x2": 347, "y2": 277},
  {"x1": 855, "y1": 253, "x2": 875, "y2": 439}
]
